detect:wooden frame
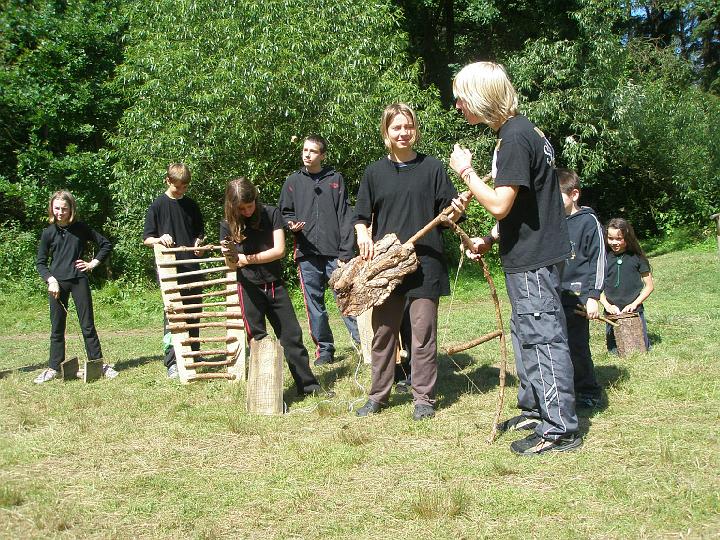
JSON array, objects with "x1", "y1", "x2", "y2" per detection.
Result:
[{"x1": 153, "y1": 244, "x2": 246, "y2": 384}]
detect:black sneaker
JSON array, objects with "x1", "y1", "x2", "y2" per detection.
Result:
[
  {"x1": 497, "y1": 415, "x2": 541, "y2": 434},
  {"x1": 412, "y1": 403, "x2": 435, "y2": 421},
  {"x1": 576, "y1": 394, "x2": 602, "y2": 409},
  {"x1": 510, "y1": 432, "x2": 583, "y2": 456},
  {"x1": 313, "y1": 355, "x2": 335, "y2": 366},
  {"x1": 300, "y1": 384, "x2": 336, "y2": 398},
  {"x1": 356, "y1": 399, "x2": 385, "y2": 417}
]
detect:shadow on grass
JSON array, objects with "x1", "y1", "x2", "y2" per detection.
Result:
[
  {"x1": 0, "y1": 362, "x2": 47, "y2": 379},
  {"x1": 113, "y1": 355, "x2": 162, "y2": 371},
  {"x1": 437, "y1": 352, "x2": 516, "y2": 410}
]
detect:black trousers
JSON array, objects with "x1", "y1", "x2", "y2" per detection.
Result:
[
  {"x1": 562, "y1": 304, "x2": 602, "y2": 398},
  {"x1": 48, "y1": 277, "x2": 102, "y2": 370},
  {"x1": 238, "y1": 280, "x2": 318, "y2": 391}
]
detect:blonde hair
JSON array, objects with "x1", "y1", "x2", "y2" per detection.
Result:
[
  {"x1": 166, "y1": 163, "x2": 191, "y2": 185},
  {"x1": 47, "y1": 190, "x2": 77, "y2": 224},
  {"x1": 453, "y1": 62, "x2": 518, "y2": 127},
  {"x1": 380, "y1": 103, "x2": 420, "y2": 151}
]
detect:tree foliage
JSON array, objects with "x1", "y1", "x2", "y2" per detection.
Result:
[
  {"x1": 0, "y1": 0, "x2": 125, "y2": 281},
  {"x1": 1, "y1": 0, "x2": 717, "y2": 284},
  {"x1": 109, "y1": 0, "x2": 454, "y2": 280}
]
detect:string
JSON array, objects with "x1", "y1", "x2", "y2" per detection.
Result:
[{"x1": 440, "y1": 247, "x2": 483, "y2": 395}]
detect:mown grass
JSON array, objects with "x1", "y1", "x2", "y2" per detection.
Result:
[{"x1": 0, "y1": 237, "x2": 718, "y2": 539}]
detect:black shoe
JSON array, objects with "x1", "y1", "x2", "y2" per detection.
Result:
[
  {"x1": 300, "y1": 384, "x2": 336, "y2": 398},
  {"x1": 356, "y1": 399, "x2": 385, "y2": 417},
  {"x1": 395, "y1": 380, "x2": 411, "y2": 394},
  {"x1": 313, "y1": 355, "x2": 335, "y2": 366},
  {"x1": 576, "y1": 394, "x2": 602, "y2": 409},
  {"x1": 497, "y1": 415, "x2": 541, "y2": 434},
  {"x1": 412, "y1": 403, "x2": 435, "y2": 421},
  {"x1": 510, "y1": 432, "x2": 583, "y2": 456}
]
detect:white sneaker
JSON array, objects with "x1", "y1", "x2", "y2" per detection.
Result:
[
  {"x1": 33, "y1": 368, "x2": 57, "y2": 384},
  {"x1": 167, "y1": 364, "x2": 178, "y2": 379},
  {"x1": 102, "y1": 364, "x2": 119, "y2": 379}
]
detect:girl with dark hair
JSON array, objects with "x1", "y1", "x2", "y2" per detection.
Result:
[
  {"x1": 600, "y1": 217, "x2": 654, "y2": 351},
  {"x1": 220, "y1": 177, "x2": 327, "y2": 397}
]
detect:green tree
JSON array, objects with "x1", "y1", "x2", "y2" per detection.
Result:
[
  {"x1": 110, "y1": 0, "x2": 454, "y2": 280},
  {"x1": 0, "y1": 0, "x2": 125, "y2": 282}
]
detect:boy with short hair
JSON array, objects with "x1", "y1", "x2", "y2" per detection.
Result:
[
  {"x1": 279, "y1": 135, "x2": 360, "y2": 366},
  {"x1": 143, "y1": 163, "x2": 205, "y2": 378},
  {"x1": 558, "y1": 168, "x2": 605, "y2": 408}
]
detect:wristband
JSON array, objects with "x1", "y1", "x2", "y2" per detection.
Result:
[{"x1": 458, "y1": 166, "x2": 472, "y2": 179}]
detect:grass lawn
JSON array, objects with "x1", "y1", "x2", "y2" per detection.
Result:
[{"x1": 0, "y1": 240, "x2": 718, "y2": 539}]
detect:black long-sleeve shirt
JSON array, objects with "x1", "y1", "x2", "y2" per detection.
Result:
[
  {"x1": 36, "y1": 221, "x2": 112, "y2": 282},
  {"x1": 278, "y1": 167, "x2": 356, "y2": 261}
]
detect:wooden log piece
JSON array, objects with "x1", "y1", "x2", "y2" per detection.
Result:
[
  {"x1": 183, "y1": 349, "x2": 237, "y2": 358},
  {"x1": 84, "y1": 359, "x2": 103, "y2": 383},
  {"x1": 60, "y1": 357, "x2": 79, "y2": 381}
]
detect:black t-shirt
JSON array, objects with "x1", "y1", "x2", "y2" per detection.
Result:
[
  {"x1": 355, "y1": 154, "x2": 457, "y2": 298},
  {"x1": 143, "y1": 193, "x2": 204, "y2": 270},
  {"x1": 36, "y1": 221, "x2": 112, "y2": 282},
  {"x1": 604, "y1": 251, "x2": 650, "y2": 308},
  {"x1": 219, "y1": 205, "x2": 284, "y2": 285},
  {"x1": 493, "y1": 115, "x2": 570, "y2": 273}
]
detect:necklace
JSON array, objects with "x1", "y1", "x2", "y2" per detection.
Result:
[{"x1": 615, "y1": 254, "x2": 624, "y2": 287}]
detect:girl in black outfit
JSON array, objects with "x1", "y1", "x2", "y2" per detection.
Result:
[
  {"x1": 35, "y1": 190, "x2": 117, "y2": 383},
  {"x1": 219, "y1": 178, "x2": 326, "y2": 397}
]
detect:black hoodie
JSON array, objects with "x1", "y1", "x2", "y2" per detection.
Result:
[
  {"x1": 561, "y1": 206, "x2": 606, "y2": 306},
  {"x1": 278, "y1": 166, "x2": 356, "y2": 261}
]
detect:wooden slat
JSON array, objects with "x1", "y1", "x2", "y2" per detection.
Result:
[
  {"x1": 168, "y1": 321, "x2": 245, "y2": 331},
  {"x1": 160, "y1": 266, "x2": 231, "y2": 281},
  {"x1": 183, "y1": 349, "x2": 234, "y2": 358},
  {"x1": 167, "y1": 289, "x2": 236, "y2": 302},
  {"x1": 165, "y1": 277, "x2": 235, "y2": 293},
  {"x1": 185, "y1": 359, "x2": 235, "y2": 368},
  {"x1": 190, "y1": 372, "x2": 236, "y2": 380},
  {"x1": 158, "y1": 245, "x2": 220, "y2": 253},
  {"x1": 167, "y1": 311, "x2": 243, "y2": 321},
  {"x1": 181, "y1": 336, "x2": 238, "y2": 345},
  {"x1": 169, "y1": 301, "x2": 240, "y2": 312},
  {"x1": 158, "y1": 257, "x2": 226, "y2": 266}
]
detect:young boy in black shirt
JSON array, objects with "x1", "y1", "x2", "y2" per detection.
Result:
[{"x1": 143, "y1": 163, "x2": 205, "y2": 378}]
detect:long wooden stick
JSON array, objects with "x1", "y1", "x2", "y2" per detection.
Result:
[
  {"x1": 445, "y1": 330, "x2": 502, "y2": 355},
  {"x1": 573, "y1": 305, "x2": 619, "y2": 327},
  {"x1": 406, "y1": 191, "x2": 471, "y2": 246}
]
